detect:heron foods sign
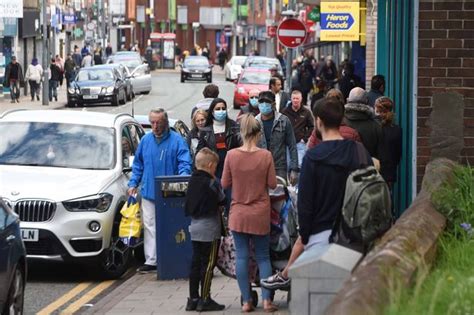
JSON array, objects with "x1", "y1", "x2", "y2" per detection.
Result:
[{"x1": 320, "y1": 1, "x2": 359, "y2": 41}]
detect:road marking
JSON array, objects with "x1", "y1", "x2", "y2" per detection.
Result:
[
  {"x1": 60, "y1": 280, "x2": 115, "y2": 314},
  {"x1": 37, "y1": 282, "x2": 93, "y2": 315}
]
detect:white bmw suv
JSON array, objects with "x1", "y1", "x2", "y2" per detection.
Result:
[{"x1": 0, "y1": 109, "x2": 145, "y2": 278}]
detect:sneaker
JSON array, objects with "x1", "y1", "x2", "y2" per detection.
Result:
[
  {"x1": 185, "y1": 298, "x2": 199, "y2": 311},
  {"x1": 37, "y1": 95, "x2": 40, "y2": 101},
  {"x1": 196, "y1": 298, "x2": 225, "y2": 312},
  {"x1": 136, "y1": 264, "x2": 156, "y2": 274},
  {"x1": 261, "y1": 271, "x2": 290, "y2": 290},
  {"x1": 55, "y1": 96, "x2": 58, "y2": 101},
  {"x1": 10, "y1": 100, "x2": 15, "y2": 103}
]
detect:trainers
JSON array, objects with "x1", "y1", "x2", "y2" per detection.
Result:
[
  {"x1": 196, "y1": 298, "x2": 225, "y2": 312},
  {"x1": 37, "y1": 95, "x2": 40, "y2": 101},
  {"x1": 136, "y1": 264, "x2": 156, "y2": 274},
  {"x1": 185, "y1": 298, "x2": 199, "y2": 311},
  {"x1": 261, "y1": 271, "x2": 290, "y2": 290}
]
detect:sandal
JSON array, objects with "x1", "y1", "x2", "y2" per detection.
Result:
[
  {"x1": 263, "y1": 302, "x2": 278, "y2": 313},
  {"x1": 242, "y1": 302, "x2": 255, "y2": 313}
]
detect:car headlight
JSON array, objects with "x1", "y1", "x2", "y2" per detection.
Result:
[
  {"x1": 68, "y1": 87, "x2": 76, "y2": 94},
  {"x1": 63, "y1": 193, "x2": 113, "y2": 212},
  {"x1": 237, "y1": 87, "x2": 246, "y2": 94},
  {"x1": 182, "y1": 68, "x2": 190, "y2": 73},
  {"x1": 204, "y1": 68, "x2": 211, "y2": 73}
]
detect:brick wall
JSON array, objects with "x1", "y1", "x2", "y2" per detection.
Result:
[
  {"x1": 365, "y1": 0, "x2": 377, "y2": 89},
  {"x1": 417, "y1": 0, "x2": 474, "y2": 187}
]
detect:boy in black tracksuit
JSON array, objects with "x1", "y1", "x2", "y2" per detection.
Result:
[{"x1": 184, "y1": 148, "x2": 226, "y2": 312}]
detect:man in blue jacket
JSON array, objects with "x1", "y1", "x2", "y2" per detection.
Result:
[{"x1": 128, "y1": 108, "x2": 192, "y2": 273}]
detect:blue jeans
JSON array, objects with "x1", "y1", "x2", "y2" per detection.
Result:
[
  {"x1": 286, "y1": 141, "x2": 307, "y2": 171},
  {"x1": 232, "y1": 231, "x2": 272, "y2": 303},
  {"x1": 49, "y1": 80, "x2": 58, "y2": 101}
]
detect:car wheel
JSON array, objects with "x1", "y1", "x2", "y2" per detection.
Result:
[
  {"x1": 142, "y1": 91, "x2": 150, "y2": 95},
  {"x1": 119, "y1": 90, "x2": 126, "y2": 105},
  {"x1": 5, "y1": 267, "x2": 24, "y2": 315},
  {"x1": 99, "y1": 210, "x2": 131, "y2": 279},
  {"x1": 180, "y1": 75, "x2": 185, "y2": 83},
  {"x1": 207, "y1": 75, "x2": 212, "y2": 83}
]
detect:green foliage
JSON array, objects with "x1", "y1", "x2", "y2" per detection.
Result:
[{"x1": 386, "y1": 165, "x2": 474, "y2": 315}]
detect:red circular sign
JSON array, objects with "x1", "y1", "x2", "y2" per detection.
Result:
[{"x1": 277, "y1": 18, "x2": 308, "y2": 48}]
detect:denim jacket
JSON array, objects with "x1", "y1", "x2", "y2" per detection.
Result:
[{"x1": 256, "y1": 112, "x2": 298, "y2": 175}]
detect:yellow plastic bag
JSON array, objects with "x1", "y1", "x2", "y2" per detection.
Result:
[{"x1": 119, "y1": 196, "x2": 141, "y2": 245}]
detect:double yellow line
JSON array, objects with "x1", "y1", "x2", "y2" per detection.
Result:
[{"x1": 37, "y1": 280, "x2": 115, "y2": 315}]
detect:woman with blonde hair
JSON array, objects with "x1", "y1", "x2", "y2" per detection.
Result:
[
  {"x1": 221, "y1": 114, "x2": 278, "y2": 313},
  {"x1": 187, "y1": 109, "x2": 208, "y2": 159}
]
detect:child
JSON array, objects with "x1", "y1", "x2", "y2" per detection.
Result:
[{"x1": 184, "y1": 148, "x2": 226, "y2": 312}]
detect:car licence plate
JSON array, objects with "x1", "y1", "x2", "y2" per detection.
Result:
[
  {"x1": 21, "y1": 229, "x2": 39, "y2": 242},
  {"x1": 191, "y1": 74, "x2": 202, "y2": 78},
  {"x1": 83, "y1": 95, "x2": 99, "y2": 99}
]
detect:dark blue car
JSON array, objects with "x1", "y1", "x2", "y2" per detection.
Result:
[{"x1": 0, "y1": 199, "x2": 26, "y2": 314}]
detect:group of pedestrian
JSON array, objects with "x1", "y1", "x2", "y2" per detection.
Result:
[{"x1": 124, "y1": 64, "x2": 401, "y2": 312}]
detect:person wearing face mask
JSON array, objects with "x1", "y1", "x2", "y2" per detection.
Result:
[
  {"x1": 128, "y1": 109, "x2": 192, "y2": 274},
  {"x1": 236, "y1": 89, "x2": 260, "y2": 122},
  {"x1": 187, "y1": 109, "x2": 209, "y2": 161},
  {"x1": 197, "y1": 98, "x2": 241, "y2": 179},
  {"x1": 255, "y1": 91, "x2": 299, "y2": 185}
]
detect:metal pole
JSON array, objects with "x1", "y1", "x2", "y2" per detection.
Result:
[{"x1": 42, "y1": 0, "x2": 49, "y2": 105}]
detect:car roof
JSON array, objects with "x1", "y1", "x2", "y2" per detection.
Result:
[
  {"x1": 0, "y1": 110, "x2": 135, "y2": 128},
  {"x1": 241, "y1": 67, "x2": 271, "y2": 73},
  {"x1": 81, "y1": 64, "x2": 117, "y2": 70}
]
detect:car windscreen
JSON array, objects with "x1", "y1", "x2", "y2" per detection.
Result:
[
  {"x1": 248, "y1": 60, "x2": 280, "y2": 69},
  {"x1": 77, "y1": 69, "x2": 114, "y2": 81},
  {"x1": 233, "y1": 57, "x2": 247, "y2": 66},
  {"x1": 239, "y1": 72, "x2": 271, "y2": 84},
  {"x1": 184, "y1": 58, "x2": 209, "y2": 67},
  {"x1": 112, "y1": 58, "x2": 141, "y2": 69},
  {"x1": 0, "y1": 122, "x2": 116, "y2": 170}
]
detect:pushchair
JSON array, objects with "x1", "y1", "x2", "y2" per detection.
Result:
[{"x1": 216, "y1": 177, "x2": 298, "y2": 307}]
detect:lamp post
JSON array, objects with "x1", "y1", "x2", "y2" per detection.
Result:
[{"x1": 42, "y1": 0, "x2": 49, "y2": 106}]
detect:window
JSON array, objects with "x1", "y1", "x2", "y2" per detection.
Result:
[
  {"x1": 0, "y1": 205, "x2": 7, "y2": 231},
  {"x1": 121, "y1": 124, "x2": 143, "y2": 168}
]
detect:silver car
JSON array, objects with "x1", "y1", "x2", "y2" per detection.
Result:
[
  {"x1": 108, "y1": 54, "x2": 152, "y2": 95},
  {"x1": 0, "y1": 109, "x2": 146, "y2": 279}
]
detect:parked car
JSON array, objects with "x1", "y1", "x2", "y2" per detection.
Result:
[
  {"x1": 0, "y1": 109, "x2": 146, "y2": 279},
  {"x1": 224, "y1": 56, "x2": 247, "y2": 81},
  {"x1": 242, "y1": 56, "x2": 284, "y2": 76},
  {"x1": 134, "y1": 114, "x2": 190, "y2": 139},
  {"x1": 108, "y1": 64, "x2": 134, "y2": 101},
  {"x1": 0, "y1": 199, "x2": 26, "y2": 315},
  {"x1": 180, "y1": 56, "x2": 213, "y2": 83},
  {"x1": 67, "y1": 65, "x2": 128, "y2": 107},
  {"x1": 233, "y1": 68, "x2": 271, "y2": 109},
  {"x1": 107, "y1": 53, "x2": 144, "y2": 72},
  {"x1": 124, "y1": 64, "x2": 152, "y2": 95}
]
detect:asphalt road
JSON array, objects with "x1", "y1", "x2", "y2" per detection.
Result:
[{"x1": 23, "y1": 70, "x2": 238, "y2": 314}]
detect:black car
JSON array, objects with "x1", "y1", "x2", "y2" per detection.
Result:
[
  {"x1": 0, "y1": 199, "x2": 26, "y2": 315},
  {"x1": 67, "y1": 65, "x2": 128, "y2": 107},
  {"x1": 180, "y1": 56, "x2": 213, "y2": 83}
]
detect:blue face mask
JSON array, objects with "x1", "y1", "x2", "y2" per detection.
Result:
[
  {"x1": 213, "y1": 110, "x2": 227, "y2": 122},
  {"x1": 258, "y1": 102, "x2": 273, "y2": 115},
  {"x1": 249, "y1": 98, "x2": 259, "y2": 108}
]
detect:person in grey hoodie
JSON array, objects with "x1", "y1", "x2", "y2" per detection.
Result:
[
  {"x1": 344, "y1": 87, "x2": 383, "y2": 159},
  {"x1": 255, "y1": 91, "x2": 298, "y2": 185}
]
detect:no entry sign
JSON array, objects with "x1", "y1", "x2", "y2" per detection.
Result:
[{"x1": 277, "y1": 18, "x2": 307, "y2": 48}]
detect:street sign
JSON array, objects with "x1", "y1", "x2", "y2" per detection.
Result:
[
  {"x1": 277, "y1": 18, "x2": 307, "y2": 48},
  {"x1": 320, "y1": 1, "x2": 360, "y2": 41},
  {"x1": 308, "y1": 6, "x2": 320, "y2": 22},
  {"x1": 267, "y1": 25, "x2": 277, "y2": 38}
]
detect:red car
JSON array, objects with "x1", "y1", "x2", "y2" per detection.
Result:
[{"x1": 233, "y1": 68, "x2": 271, "y2": 109}]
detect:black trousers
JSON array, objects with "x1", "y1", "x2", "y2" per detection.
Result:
[
  {"x1": 29, "y1": 80, "x2": 40, "y2": 99},
  {"x1": 189, "y1": 239, "x2": 220, "y2": 300}
]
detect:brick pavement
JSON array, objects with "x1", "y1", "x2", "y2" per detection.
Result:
[{"x1": 84, "y1": 271, "x2": 289, "y2": 315}]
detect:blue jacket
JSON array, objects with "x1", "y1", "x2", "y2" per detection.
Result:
[{"x1": 128, "y1": 130, "x2": 192, "y2": 201}]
